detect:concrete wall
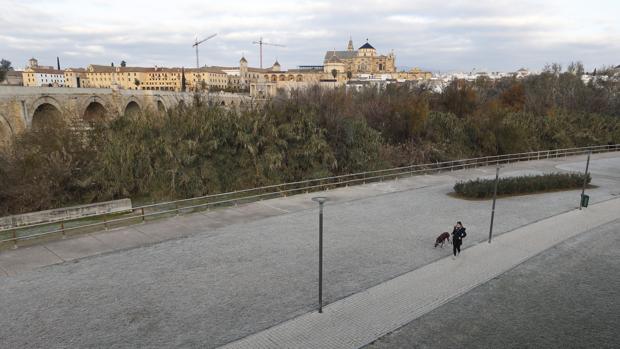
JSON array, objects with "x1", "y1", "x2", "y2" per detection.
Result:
[{"x1": 0, "y1": 199, "x2": 132, "y2": 229}]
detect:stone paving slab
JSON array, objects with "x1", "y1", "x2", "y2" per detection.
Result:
[
  {"x1": 132, "y1": 217, "x2": 197, "y2": 239},
  {"x1": 255, "y1": 194, "x2": 317, "y2": 212},
  {"x1": 220, "y1": 198, "x2": 620, "y2": 349},
  {"x1": 89, "y1": 227, "x2": 158, "y2": 250},
  {"x1": 233, "y1": 202, "x2": 287, "y2": 221},
  {"x1": 175, "y1": 212, "x2": 229, "y2": 231},
  {"x1": 45, "y1": 235, "x2": 114, "y2": 261},
  {"x1": 0, "y1": 245, "x2": 64, "y2": 275},
  {"x1": 558, "y1": 157, "x2": 620, "y2": 179}
]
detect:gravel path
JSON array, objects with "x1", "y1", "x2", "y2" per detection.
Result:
[
  {"x1": 365, "y1": 219, "x2": 620, "y2": 349},
  {"x1": 0, "y1": 155, "x2": 618, "y2": 348}
]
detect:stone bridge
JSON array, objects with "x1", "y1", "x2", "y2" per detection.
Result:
[{"x1": 0, "y1": 86, "x2": 252, "y2": 144}]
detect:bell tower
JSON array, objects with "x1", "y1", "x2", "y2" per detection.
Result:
[{"x1": 347, "y1": 37, "x2": 354, "y2": 51}]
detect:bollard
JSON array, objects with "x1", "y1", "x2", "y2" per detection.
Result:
[
  {"x1": 61, "y1": 221, "x2": 66, "y2": 239},
  {"x1": 141, "y1": 207, "x2": 145, "y2": 223}
]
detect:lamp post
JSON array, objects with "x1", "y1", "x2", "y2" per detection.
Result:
[
  {"x1": 488, "y1": 165, "x2": 500, "y2": 243},
  {"x1": 312, "y1": 196, "x2": 328, "y2": 313},
  {"x1": 579, "y1": 151, "x2": 591, "y2": 210}
]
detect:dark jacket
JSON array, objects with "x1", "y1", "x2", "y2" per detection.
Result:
[{"x1": 452, "y1": 227, "x2": 467, "y2": 244}]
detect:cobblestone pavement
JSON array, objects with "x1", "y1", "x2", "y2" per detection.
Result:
[
  {"x1": 0, "y1": 154, "x2": 618, "y2": 348},
  {"x1": 365, "y1": 219, "x2": 620, "y2": 349}
]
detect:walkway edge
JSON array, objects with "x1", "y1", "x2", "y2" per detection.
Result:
[{"x1": 219, "y1": 198, "x2": 620, "y2": 349}]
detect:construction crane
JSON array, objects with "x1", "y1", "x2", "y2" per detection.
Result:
[
  {"x1": 192, "y1": 33, "x2": 217, "y2": 68},
  {"x1": 252, "y1": 37, "x2": 285, "y2": 69}
]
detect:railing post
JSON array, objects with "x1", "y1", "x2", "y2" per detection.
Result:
[
  {"x1": 175, "y1": 203, "x2": 180, "y2": 215},
  {"x1": 103, "y1": 214, "x2": 108, "y2": 230},
  {"x1": 61, "y1": 221, "x2": 66, "y2": 239},
  {"x1": 141, "y1": 207, "x2": 145, "y2": 223}
]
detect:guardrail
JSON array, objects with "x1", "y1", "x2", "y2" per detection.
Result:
[{"x1": 1, "y1": 144, "x2": 618, "y2": 248}]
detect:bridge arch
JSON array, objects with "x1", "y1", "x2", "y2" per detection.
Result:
[
  {"x1": 156, "y1": 99, "x2": 167, "y2": 113},
  {"x1": 0, "y1": 112, "x2": 14, "y2": 145},
  {"x1": 80, "y1": 96, "x2": 111, "y2": 123},
  {"x1": 32, "y1": 102, "x2": 63, "y2": 129},
  {"x1": 29, "y1": 96, "x2": 63, "y2": 128},
  {"x1": 123, "y1": 99, "x2": 142, "y2": 117}
]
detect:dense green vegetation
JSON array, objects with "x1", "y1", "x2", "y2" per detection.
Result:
[
  {"x1": 1, "y1": 65, "x2": 619, "y2": 215},
  {"x1": 454, "y1": 173, "x2": 591, "y2": 199}
]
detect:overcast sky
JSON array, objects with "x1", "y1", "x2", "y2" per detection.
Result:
[{"x1": 1, "y1": 0, "x2": 619, "y2": 72}]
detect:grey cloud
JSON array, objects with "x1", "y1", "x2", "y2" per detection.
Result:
[{"x1": 1, "y1": 0, "x2": 618, "y2": 72}]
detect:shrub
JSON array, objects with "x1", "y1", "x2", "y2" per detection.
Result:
[{"x1": 453, "y1": 172, "x2": 591, "y2": 199}]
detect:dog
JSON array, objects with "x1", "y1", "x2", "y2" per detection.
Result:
[{"x1": 434, "y1": 232, "x2": 451, "y2": 248}]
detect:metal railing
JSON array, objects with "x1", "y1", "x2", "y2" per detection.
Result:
[{"x1": 1, "y1": 144, "x2": 618, "y2": 248}]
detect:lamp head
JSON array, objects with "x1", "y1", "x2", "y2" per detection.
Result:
[{"x1": 312, "y1": 197, "x2": 328, "y2": 204}]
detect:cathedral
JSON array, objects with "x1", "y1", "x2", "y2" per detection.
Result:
[{"x1": 323, "y1": 38, "x2": 396, "y2": 75}]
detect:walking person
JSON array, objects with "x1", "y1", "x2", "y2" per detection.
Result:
[{"x1": 452, "y1": 221, "x2": 467, "y2": 258}]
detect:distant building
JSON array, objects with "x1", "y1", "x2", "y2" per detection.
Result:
[
  {"x1": 21, "y1": 58, "x2": 65, "y2": 87},
  {"x1": 394, "y1": 67, "x2": 432, "y2": 81},
  {"x1": 16, "y1": 39, "x2": 434, "y2": 95},
  {"x1": 64, "y1": 68, "x2": 86, "y2": 88},
  {"x1": 23, "y1": 68, "x2": 65, "y2": 87},
  {"x1": 323, "y1": 38, "x2": 396, "y2": 75},
  {"x1": 514, "y1": 68, "x2": 531, "y2": 79}
]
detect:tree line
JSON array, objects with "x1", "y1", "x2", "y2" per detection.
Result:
[{"x1": 1, "y1": 66, "x2": 619, "y2": 215}]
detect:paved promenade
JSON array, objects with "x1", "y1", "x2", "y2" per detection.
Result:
[
  {"x1": 0, "y1": 153, "x2": 618, "y2": 348},
  {"x1": 220, "y1": 198, "x2": 620, "y2": 348},
  {"x1": 366, "y1": 219, "x2": 620, "y2": 348}
]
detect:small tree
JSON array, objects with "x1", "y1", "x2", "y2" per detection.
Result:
[
  {"x1": 134, "y1": 78, "x2": 140, "y2": 89},
  {"x1": 567, "y1": 61, "x2": 584, "y2": 76},
  {"x1": 0, "y1": 59, "x2": 13, "y2": 82},
  {"x1": 331, "y1": 69, "x2": 338, "y2": 79},
  {"x1": 120, "y1": 60, "x2": 127, "y2": 67},
  {"x1": 346, "y1": 71, "x2": 352, "y2": 79}
]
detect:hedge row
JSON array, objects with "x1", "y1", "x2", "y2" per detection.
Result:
[{"x1": 454, "y1": 172, "x2": 591, "y2": 198}]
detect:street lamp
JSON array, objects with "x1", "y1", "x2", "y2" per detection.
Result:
[
  {"x1": 312, "y1": 196, "x2": 328, "y2": 313},
  {"x1": 579, "y1": 150, "x2": 592, "y2": 210},
  {"x1": 488, "y1": 165, "x2": 501, "y2": 243}
]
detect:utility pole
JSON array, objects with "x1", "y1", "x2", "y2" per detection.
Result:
[
  {"x1": 252, "y1": 37, "x2": 285, "y2": 69},
  {"x1": 192, "y1": 33, "x2": 217, "y2": 68}
]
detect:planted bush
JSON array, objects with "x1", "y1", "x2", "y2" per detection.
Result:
[{"x1": 454, "y1": 172, "x2": 591, "y2": 198}]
